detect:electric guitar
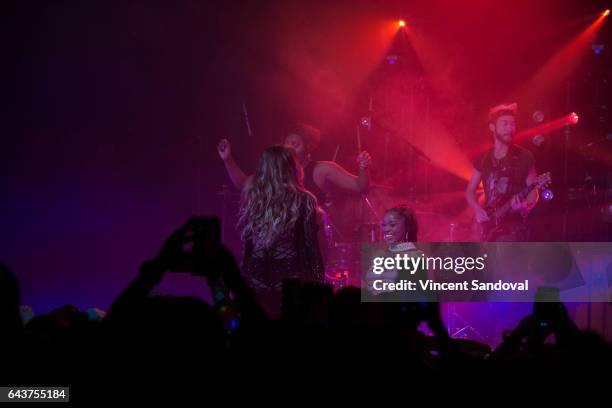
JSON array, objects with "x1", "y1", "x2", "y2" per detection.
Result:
[{"x1": 473, "y1": 172, "x2": 551, "y2": 241}]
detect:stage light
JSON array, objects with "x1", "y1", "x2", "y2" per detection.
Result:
[
  {"x1": 569, "y1": 112, "x2": 579, "y2": 124},
  {"x1": 229, "y1": 319, "x2": 240, "y2": 331},
  {"x1": 398, "y1": 20, "x2": 406, "y2": 27},
  {"x1": 592, "y1": 44, "x2": 605, "y2": 55},
  {"x1": 532, "y1": 134, "x2": 545, "y2": 147},
  {"x1": 386, "y1": 54, "x2": 398, "y2": 65},
  {"x1": 519, "y1": 112, "x2": 581, "y2": 140},
  {"x1": 542, "y1": 189, "x2": 554, "y2": 201},
  {"x1": 532, "y1": 110, "x2": 545, "y2": 123},
  {"x1": 603, "y1": 9, "x2": 610, "y2": 17}
]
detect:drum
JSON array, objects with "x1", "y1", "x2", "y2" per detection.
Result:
[{"x1": 324, "y1": 242, "x2": 361, "y2": 290}]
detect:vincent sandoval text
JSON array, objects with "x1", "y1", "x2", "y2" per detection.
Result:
[{"x1": 372, "y1": 279, "x2": 530, "y2": 292}]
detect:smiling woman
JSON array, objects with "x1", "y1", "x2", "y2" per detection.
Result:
[
  {"x1": 381, "y1": 204, "x2": 418, "y2": 244},
  {"x1": 363, "y1": 205, "x2": 424, "y2": 296}
]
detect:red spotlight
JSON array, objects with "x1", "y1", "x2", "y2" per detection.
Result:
[
  {"x1": 518, "y1": 112, "x2": 581, "y2": 140},
  {"x1": 603, "y1": 9, "x2": 610, "y2": 17},
  {"x1": 569, "y1": 112, "x2": 579, "y2": 124},
  {"x1": 398, "y1": 20, "x2": 406, "y2": 28}
]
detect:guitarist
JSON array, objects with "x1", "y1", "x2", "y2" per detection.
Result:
[{"x1": 466, "y1": 103, "x2": 539, "y2": 241}]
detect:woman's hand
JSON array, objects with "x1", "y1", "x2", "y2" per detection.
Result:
[{"x1": 217, "y1": 139, "x2": 232, "y2": 161}]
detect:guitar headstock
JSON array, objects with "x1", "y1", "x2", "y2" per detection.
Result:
[{"x1": 535, "y1": 172, "x2": 552, "y2": 189}]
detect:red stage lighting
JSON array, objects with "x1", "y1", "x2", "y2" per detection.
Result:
[
  {"x1": 398, "y1": 20, "x2": 406, "y2": 28},
  {"x1": 569, "y1": 112, "x2": 579, "y2": 124},
  {"x1": 603, "y1": 9, "x2": 610, "y2": 17},
  {"x1": 518, "y1": 112, "x2": 581, "y2": 140}
]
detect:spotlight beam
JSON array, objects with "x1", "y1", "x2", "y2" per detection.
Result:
[
  {"x1": 517, "y1": 112, "x2": 579, "y2": 140},
  {"x1": 513, "y1": 13, "x2": 608, "y2": 102}
]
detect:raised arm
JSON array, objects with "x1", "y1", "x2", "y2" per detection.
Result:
[
  {"x1": 217, "y1": 139, "x2": 249, "y2": 191},
  {"x1": 316, "y1": 151, "x2": 371, "y2": 193}
]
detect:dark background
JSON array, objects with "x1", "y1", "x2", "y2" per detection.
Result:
[{"x1": 3, "y1": 0, "x2": 611, "y2": 313}]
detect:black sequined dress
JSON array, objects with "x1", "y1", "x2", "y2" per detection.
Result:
[{"x1": 242, "y1": 199, "x2": 324, "y2": 314}]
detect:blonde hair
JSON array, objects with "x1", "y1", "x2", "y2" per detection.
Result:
[{"x1": 238, "y1": 146, "x2": 317, "y2": 249}]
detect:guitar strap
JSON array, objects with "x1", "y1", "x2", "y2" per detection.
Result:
[
  {"x1": 479, "y1": 146, "x2": 530, "y2": 241},
  {"x1": 489, "y1": 146, "x2": 521, "y2": 198}
]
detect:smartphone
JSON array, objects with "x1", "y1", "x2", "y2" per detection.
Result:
[
  {"x1": 169, "y1": 217, "x2": 221, "y2": 273},
  {"x1": 533, "y1": 286, "x2": 563, "y2": 328}
]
